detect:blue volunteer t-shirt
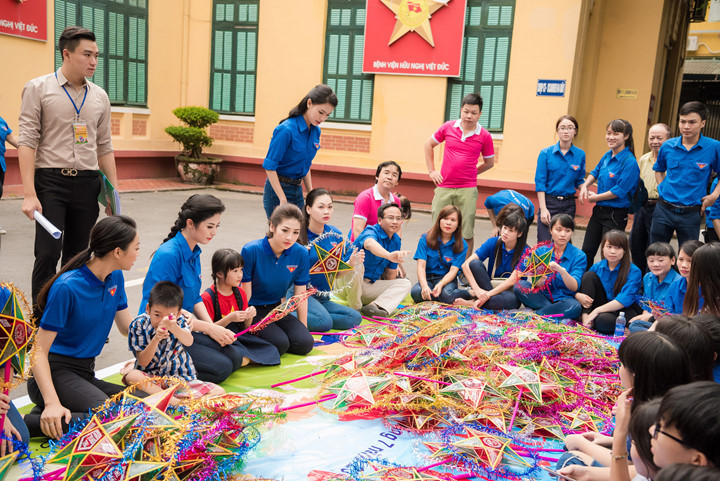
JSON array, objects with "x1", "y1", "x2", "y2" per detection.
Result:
[
  {"x1": 140, "y1": 234, "x2": 202, "y2": 314},
  {"x1": 262, "y1": 116, "x2": 321, "y2": 179},
  {"x1": 354, "y1": 224, "x2": 401, "y2": 282},
  {"x1": 307, "y1": 224, "x2": 351, "y2": 292},
  {"x1": 590, "y1": 147, "x2": 640, "y2": 208},
  {"x1": 475, "y1": 236, "x2": 529, "y2": 278},
  {"x1": 654, "y1": 135, "x2": 720, "y2": 206},
  {"x1": 642, "y1": 269, "x2": 681, "y2": 311},
  {"x1": 484, "y1": 189, "x2": 535, "y2": 220},
  {"x1": 0, "y1": 116, "x2": 12, "y2": 173},
  {"x1": 535, "y1": 142, "x2": 586, "y2": 197},
  {"x1": 706, "y1": 178, "x2": 720, "y2": 228},
  {"x1": 242, "y1": 237, "x2": 310, "y2": 306},
  {"x1": 40, "y1": 265, "x2": 128, "y2": 358},
  {"x1": 589, "y1": 259, "x2": 642, "y2": 307},
  {"x1": 413, "y1": 233, "x2": 467, "y2": 278}
]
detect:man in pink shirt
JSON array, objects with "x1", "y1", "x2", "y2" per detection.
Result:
[
  {"x1": 350, "y1": 161, "x2": 402, "y2": 241},
  {"x1": 424, "y1": 93, "x2": 495, "y2": 255}
]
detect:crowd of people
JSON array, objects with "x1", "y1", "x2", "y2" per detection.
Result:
[{"x1": 0, "y1": 26, "x2": 719, "y2": 479}]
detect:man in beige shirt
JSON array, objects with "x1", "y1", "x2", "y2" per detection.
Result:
[
  {"x1": 629, "y1": 123, "x2": 672, "y2": 272},
  {"x1": 18, "y1": 26, "x2": 119, "y2": 303}
]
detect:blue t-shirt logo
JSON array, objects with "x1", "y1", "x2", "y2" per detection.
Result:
[
  {"x1": 608, "y1": 172, "x2": 616, "y2": 178},
  {"x1": 571, "y1": 164, "x2": 580, "y2": 171},
  {"x1": 108, "y1": 285, "x2": 117, "y2": 296},
  {"x1": 444, "y1": 256, "x2": 452, "y2": 263},
  {"x1": 287, "y1": 265, "x2": 297, "y2": 273},
  {"x1": 697, "y1": 162, "x2": 708, "y2": 169}
]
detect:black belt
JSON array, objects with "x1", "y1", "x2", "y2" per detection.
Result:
[
  {"x1": 278, "y1": 175, "x2": 302, "y2": 186},
  {"x1": 38, "y1": 168, "x2": 99, "y2": 177},
  {"x1": 548, "y1": 194, "x2": 576, "y2": 201},
  {"x1": 659, "y1": 198, "x2": 701, "y2": 214},
  {"x1": 646, "y1": 199, "x2": 658, "y2": 206}
]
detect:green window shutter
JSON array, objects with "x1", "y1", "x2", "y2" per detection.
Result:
[
  {"x1": 445, "y1": 1, "x2": 514, "y2": 132},
  {"x1": 209, "y1": 0, "x2": 258, "y2": 115},
  {"x1": 323, "y1": 1, "x2": 373, "y2": 123}
]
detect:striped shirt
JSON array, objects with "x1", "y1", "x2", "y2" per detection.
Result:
[{"x1": 128, "y1": 313, "x2": 196, "y2": 381}]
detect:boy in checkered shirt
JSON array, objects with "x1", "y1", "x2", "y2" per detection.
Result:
[{"x1": 123, "y1": 281, "x2": 224, "y2": 400}]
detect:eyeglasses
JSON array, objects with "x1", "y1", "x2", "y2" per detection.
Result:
[
  {"x1": 557, "y1": 127, "x2": 576, "y2": 132},
  {"x1": 652, "y1": 421, "x2": 692, "y2": 448},
  {"x1": 382, "y1": 216, "x2": 404, "y2": 222}
]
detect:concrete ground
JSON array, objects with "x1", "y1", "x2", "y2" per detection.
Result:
[{"x1": 0, "y1": 188, "x2": 586, "y2": 400}]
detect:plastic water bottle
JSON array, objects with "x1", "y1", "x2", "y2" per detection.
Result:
[{"x1": 614, "y1": 312, "x2": 627, "y2": 338}]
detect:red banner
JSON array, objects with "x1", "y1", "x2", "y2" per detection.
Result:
[
  {"x1": 0, "y1": 0, "x2": 48, "y2": 42},
  {"x1": 363, "y1": 0, "x2": 466, "y2": 76}
]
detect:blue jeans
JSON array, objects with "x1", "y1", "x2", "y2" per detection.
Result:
[
  {"x1": 628, "y1": 319, "x2": 653, "y2": 333},
  {"x1": 263, "y1": 178, "x2": 304, "y2": 218},
  {"x1": 466, "y1": 259, "x2": 520, "y2": 310},
  {"x1": 6, "y1": 402, "x2": 29, "y2": 445},
  {"x1": 514, "y1": 281, "x2": 582, "y2": 319},
  {"x1": 649, "y1": 202, "x2": 701, "y2": 247},
  {"x1": 307, "y1": 294, "x2": 362, "y2": 332},
  {"x1": 410, "y1": 277, "x2": 472, "y2": 305}
]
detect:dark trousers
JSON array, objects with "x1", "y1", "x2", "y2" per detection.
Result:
[
  {"x1": 32, "y1": 169, "x2": 100, "y2": 303},
  {"x1": 465, "y1": 259, "x2": 520, "y2": 310},
  {"x1": 581, "y1": 205, "x2": 628, "y2": 270},
  {"x1": 185, "y1": 331, "x2": 247, "y2": 384},
  {"x1": 629, "y1": 202, "x2": 657, "y2": 273},
  {"x1": 537, "y1": 195, "x2": 576, "y2": 243},
  {"x1": 649, "y1": 202, "x2": 701, "y2": 247},
  {"x1": 704, "y1": 227, "x2": 719, "y2": 243},
  {"x1": 0, "y1": 168, "x2": 5, "y2": 199},
  {"x1": 578, "y1": 271, "x2": 642, "y2": 334},
  {"x1": 252, "y1": 302, "x2": 314, "y2": 356},
  {"x1": 25, "y1": 353, "x2": 124, "y2": 437}
]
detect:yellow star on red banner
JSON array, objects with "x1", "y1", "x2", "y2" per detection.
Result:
[{"x1": 380, "y1": 0, "x2": 450, "y2": 46}]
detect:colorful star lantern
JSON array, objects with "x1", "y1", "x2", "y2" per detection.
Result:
[
  {"x1": 234, "y1": 287, "x2": 318, "y2": 338},
  {"x1": 0, "y1": 283, "x2": 35, "y2": 389},
  {"x1": 516, "y1": 242, "x2": 557, "y2": 294},
  {"x1": 561, "y1": 406, "x2": 604, "y2": 432},
  {"x1": 0, "y1": 452, "x2": 18, "y2": 481},
  {"x1": 310, "y1": 241, "x2": 354, "y2": 291},
  {"x1": 497, "y1": 364, "x2": 546, "y2": 404}
]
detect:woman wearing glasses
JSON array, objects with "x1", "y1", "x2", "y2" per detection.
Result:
[{"x1": 534, "y1": 115, "x2": 586, "y2": 242}]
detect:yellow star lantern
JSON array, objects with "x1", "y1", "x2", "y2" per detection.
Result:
[
  {"x1": 309, "y1": 241, "x2": 353, "y2": 291},
  {"x1": 380, "y1": 0, "x2": 450, "y2": 46}
]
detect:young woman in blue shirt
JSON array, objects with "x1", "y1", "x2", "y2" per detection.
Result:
[
  {"x1": 141, "y1": 194, "x2": 240, "y2": 384},
  {"x1": 575, "y1": 230, "x2": 642, "y2": 334},
  {"x1": 535, "y1": 115, "x2": 586, "y2": 243},
  {"x1": 262, "y1": 85, "x2": 338, "y2": 218},
  {"x1": 411, "y1": 205, "x2": 468, "y2": 305},
  {"x1": 666, "y1": 240, "x2": 703, "y2": 315},
  {"x1": 579, "y1": 119, "x2": 640, "y2": 270},
  {"x1": 299, "y1": 188, "x2": 363, "y2": 332},
  {"x1": 241, "y1": 204, "x2": 314, "y2": 356},
  {"x1": 26, "y1": 216, "x2": 139, "y2": 440},
  {"x1": 455, "y1": 212, "x2": 528, "y2": 310},
  {"x1": 683, "y1": 242, "x2": 719, "y2": 316},
  {"x1": 514, "y1": 214, "x2": 586, "y2": 319}
]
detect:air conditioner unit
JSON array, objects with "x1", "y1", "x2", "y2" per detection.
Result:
[{"x1": 687, "y1": 35, "x2": 699, "y2": 51}]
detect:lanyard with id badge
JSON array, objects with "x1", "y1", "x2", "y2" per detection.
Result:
[{"x1": 55, "y1": 71, "x2": 89, "y2": 145}]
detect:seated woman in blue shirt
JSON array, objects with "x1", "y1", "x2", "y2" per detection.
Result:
[
  {"x1": 262, "y1": 85, "x2": 337, "y2": 218},
  {"x1": 299, "y1": 188, "x2": 363, "y2": 332},
  {"x1": 575, "y1": 230, "x2": 642, "y2": 334},
  {"x1": 140, "y1": 194, "x2": 239, "y2": 384},
  {"x1": 455, "y1": 212, "x2": 528, "y2": 310},
  {"x1": 411, "y1": 205, "x2": 468, "y2": 305},
  {"x1": 25, "y1": 216, "x2": 139, "y2": 440},
  {"x1": 514, "y1": 214, "x2": 586, "y2": 319},
  {"x1": 242, "y1": 204, "x2": 314, "y2": 356},
  {"x1": 665, "y1": 240, "x2": 703, "y2": 315},
  {"x1": 683, "y1": 242, "x2": 719, "y2": 316},
  {"x1": 579, "y1": 119, "x2": 640, "y2": 270}
]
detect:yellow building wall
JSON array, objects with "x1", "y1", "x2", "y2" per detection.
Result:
[
  {"x1": 688, "y1": 21, "x2": 720, "y2": 57},
  {"x1": 0, "y1": 0, "x2": 677, "y2": 186}
]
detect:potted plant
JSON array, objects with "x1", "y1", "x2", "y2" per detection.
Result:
[{"x1": 165, "y1": 106, "x2": 222, "y2": 185}]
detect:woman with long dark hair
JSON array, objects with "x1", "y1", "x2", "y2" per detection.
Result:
[
  {"x1": 575, "y1": 230, "x2": 642, "y2": 334},
  {"x1": 579, "y1": 119, "x2": 640, "y2": 269},
  {"x1": 26, "y1": 216, "x2": 139, "y2": 439},
  {"x1": 140, "y1": 194, "x2": 241, "y2": 384},
  {"x1": 262, "y1": 85, "x2": 338, "y2": 218}
]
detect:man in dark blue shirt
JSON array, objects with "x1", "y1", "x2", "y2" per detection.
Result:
[
  {"x1": 652, "y1": 101, "x2": 720, "y2": 246},
  {"x1": 351, "y1": 203, "x2": 411, "y2": 317}
]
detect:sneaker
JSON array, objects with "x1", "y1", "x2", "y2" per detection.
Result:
[
  {"x1": 361, "y1": 303, "x2": 389, "y2": 318},
  {"x1": 458, "y1": 271, "x2": 469, "y2": 287},
  {"x1": 0, "y1": 227, "x2": 6, "y2": 235}
]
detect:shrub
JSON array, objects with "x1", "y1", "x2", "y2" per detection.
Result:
[{"x1": 164, "y1": 106, "x2": 219, "y2": 159}]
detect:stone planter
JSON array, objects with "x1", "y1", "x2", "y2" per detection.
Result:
[{"x1": 176, "y1": 154, "x2": 222, "y2": 185}]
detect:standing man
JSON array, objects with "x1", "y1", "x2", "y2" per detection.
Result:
[
  {"x1": 425, "y1": 93, "x2": 495, "y2": 256},
  {"x1": 18, "y1": 26, "x2": 118, "y2": 303},
  {"x1": 651, "y1": 102, "x2": 720, "y2": 247},
  {"x1": 629, "y1": 123, "x2": 672, "y2": 272}
]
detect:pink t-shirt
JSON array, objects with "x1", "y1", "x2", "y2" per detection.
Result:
[
  {"x1": 433, "y1": 120, "x2": 494, "y2": 188},
  {"x1": 350, "y1": 185, "x2": 400, "y2": 241}
]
